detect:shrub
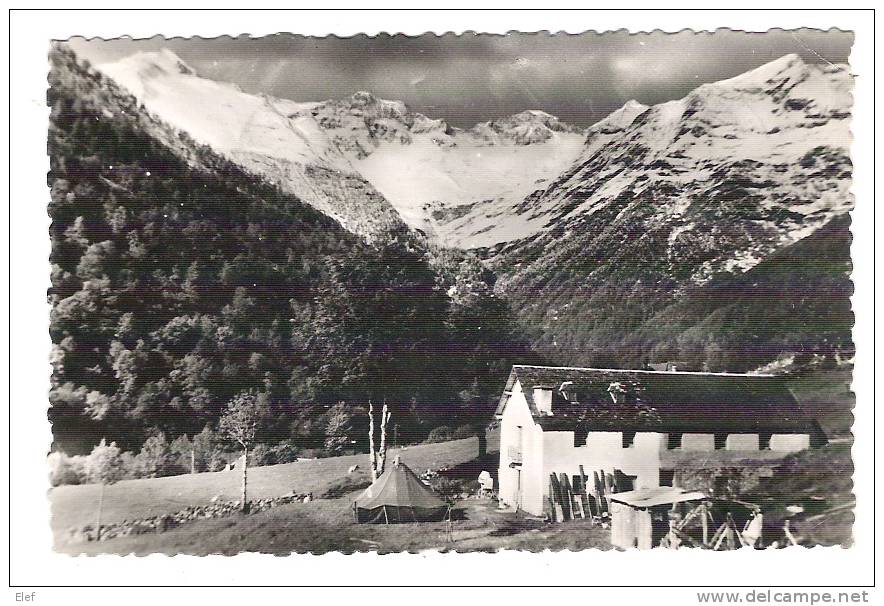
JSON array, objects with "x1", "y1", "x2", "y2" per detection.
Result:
[
  {"x1": 134, "y1": 433, "x2": 185, "y2": 478},
  {"x1": 169, "y1": 434, "x2": 194, "y2": 472},
  {"x1": 268, "y1": 440, "x2": 300, "y2": 464},
  {"x1": 192, "y1": 425, "x2": 227, "y2": 472},
  {"x1": 248, "y1": 443, "x2": 274, "y2": 467},
  {"x1": 48, "y1": 451, "x2": 87, "y2": 486},
  {"x1": 318, "y1": 473, "x2": 372, "y2": 499},
  {"x1": 428, "y1": 475, "x2": 461, "y2": 501},
  {"x1": 84, "y1": 439, "x2": 126, "y2": 484},
  {"x1": 425, "y1": 426, "x2": 453, "y2": 444},
  {"x1": 820, "y1": 355, "x2": 839, "y2": 370},
  {"x1": 452, "y1": 424, "x2": 477, "y2": 440},
  {"x1": 297, "y1": 447, "x2": 328, "y2": 460},
  {"x1": 118, "y1": 451, "x2": 138, "y2": 479}
]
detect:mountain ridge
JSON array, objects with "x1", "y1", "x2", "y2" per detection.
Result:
[
  {"x1": 486, "y1": 52, "x2": 852, "y2": 365},
  {"x1": 89, "y1": 46, "x2": 854, "y2": 370},
  {"x1": 96, "y1": 48, "x2": 591, "y2": 245},
  {"x1": 48, "y1": 44, "x2": 538, "y2": 452}
]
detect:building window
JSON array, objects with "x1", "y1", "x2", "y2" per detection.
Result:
[
  {"x1": 759, "y1": 433, "x2": 772, "y2": 450},
  {"x1": 659, "y1": 470, "x2": 675, "y2": 487},
  {"x1": 714, "y1": 433, "x2": 728, "y2": 450},
  {"x1": 574, "y1": 427, "x2": 589, "y2": 448},
  {"x1": 667, "y1": 433, "x2": 683, "y2": 450},
  {"x1": 622, "y1": 431, "x2": 636, "y2": 448}
]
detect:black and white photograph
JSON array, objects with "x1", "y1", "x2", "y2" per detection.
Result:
[
  {"x1": 42, "y1": 26, "x2": 857, "y2": 556},
  {"x1": 6, "y1": 8, "x2": 877, "y2": 593}
]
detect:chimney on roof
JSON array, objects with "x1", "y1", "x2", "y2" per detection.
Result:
[
  {"x1": 608, "y1": 381, "x2": 626, "y2": 404},
  {"x1": 533, "y1": 387, "x2": 553, "y2": 415}
]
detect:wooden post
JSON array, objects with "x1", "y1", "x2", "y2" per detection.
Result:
[
  {"x1": 701, "y1": 502, "x2": 709, "y2": 545},
  {"x1": 383, "y1": 505, "x2": 389, "y2": 525},
  {"x1": 190, "y1": 447, "x2": 196, "y2": 474},
  {"x1": 559, "y1": 473, "x2": 573, "y2": 521},
  {"x1": 784, "y1": 520, "x2": 799, "y2": 546},
  {"x1": 578, "y1": 475, "x2": 592, "y2": 520},
  {"x1": 96, "y1": 481, "x2": 105, "y2": 541},
  {"x1": 240, "y1": 447, "x2": 248, "y2": 511},
  {"x1": 550, "y1": 474, "x2": 564, "y2": 522}
]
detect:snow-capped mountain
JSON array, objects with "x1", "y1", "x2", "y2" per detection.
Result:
[
  {"x1": 488, "y1": 53, "x2": 853, "y2": 364},
  {"x1": 97, "y1": 49, "x2": 852, "y2": 274},
  {"x1": 494, "y1": 53, "x2": 852, "y2": 277},
  {"x1": 96, "y1": 50, "x2": 587, "y2": 245},
  {"x1": 98, "y1": 50, "x2": 406, "y2": 240},
  {"x1": 64, "y1": 46, "x2": 855, "y2": 371}
]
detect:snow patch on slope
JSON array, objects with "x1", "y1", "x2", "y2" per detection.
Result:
[{"x1": 97, "y1": 50, "x2": 590, "y2": 246}]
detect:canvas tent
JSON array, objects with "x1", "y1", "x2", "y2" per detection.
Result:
[{"x1": 354, "y1": 460, "x2": 449, "y2": 524}]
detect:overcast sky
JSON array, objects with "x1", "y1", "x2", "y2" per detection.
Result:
[{"x1": 66, "y1": 29, "x2": 853, "y2": 128}]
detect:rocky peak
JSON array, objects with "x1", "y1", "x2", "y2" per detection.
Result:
[
  {"x1": 112, "y1": 48, "x2": 196, "y2": 79},
  {"x1": 469, "y1": 109, "x2": 582, "y2": 145},
  {"x1": 588, "y1": 99, "x2": 649, "y2": 134},
  {"x1": 712, "y1": 53, "x2": 807, "y2": 90}
]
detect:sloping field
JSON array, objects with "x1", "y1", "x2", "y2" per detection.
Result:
[
  {"x1": 51, "y1": 437, "x2": 487, "y2": 539},
  {"x1": 60, "y1": 496, "x2": 612, "y2": 556}
]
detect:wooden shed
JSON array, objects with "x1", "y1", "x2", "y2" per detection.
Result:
[{"x1": 609, "y1": 487, "x2": 707, "y2": 549}]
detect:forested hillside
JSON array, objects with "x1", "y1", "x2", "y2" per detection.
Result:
[
  {"x1": 47, "y1": 43, "x2": 854, "y2": 463},
  {"x1": 48, "y1": 46, "x2": 535, "y2": 456},
  {"x1": 489, "y1": 55, "x2": 853, "y2": 371},
  {"x1": 499, "y1": 213, "x2": 853, "y2": 372}
]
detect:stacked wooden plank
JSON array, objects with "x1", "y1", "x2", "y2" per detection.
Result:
[{"x1": 548, "y1": 467, "x2": 621, "y2": 523}]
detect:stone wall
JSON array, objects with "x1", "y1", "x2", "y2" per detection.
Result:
[{"x1": 66, "y1": 492, "x2": 314, "y2": 543}]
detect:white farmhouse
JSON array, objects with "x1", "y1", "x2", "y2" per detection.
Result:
[{"x1": 495, "y1": 365, "x2": 826, "y2": 516}]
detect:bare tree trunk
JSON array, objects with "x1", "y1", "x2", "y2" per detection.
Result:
[
  {"x1": 240, "y1": 447, "x2": 248, "y2": 512},
  {"x1": 477, "y1": 426, "x2": 487, "y2": 458},
  {"x1": 377, "y1": 402, "x2": 391, "y2": 477},
  {"x1": 368, "y1": 401, "x2": 378, "y2": 480},
  {"x1": 191, "y1": 447, "x2": 196, "y2": 474}
]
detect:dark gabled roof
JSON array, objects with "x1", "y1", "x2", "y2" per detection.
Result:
[{"x1": 495, "y1": 365, "x2": 824, "y2": 437}]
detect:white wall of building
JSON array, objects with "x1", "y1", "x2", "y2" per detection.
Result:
[
  {"x1": 681, "y1": 433, "x2": 716, "y2": 451},
  {"x1": 497, "y1": 380, "x2": 541, "y2": 511},
  {"x1": 523, "y1": 430, "x2": 663, "y2": 516},
  {"x1": 726, "y1": 434, "x2": 760, "y2": 451},
  {"x1": 498, "y1": 377, "x2": 814, "y2": 516},
  {"x1": 770, "y1": 434, "x2": 811, "y2": 452}
]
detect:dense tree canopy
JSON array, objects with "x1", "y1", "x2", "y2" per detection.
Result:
[{"x1": 48, "y1": 46, "x2": 536, "y2": 454}]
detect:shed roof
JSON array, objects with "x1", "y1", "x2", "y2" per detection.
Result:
[
  {"x1": 495, "y1": 365, "x2": 824, "y2": 437},
  {"x1": 609, "y1": 486, "x2": 708, "y2": 508}
]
